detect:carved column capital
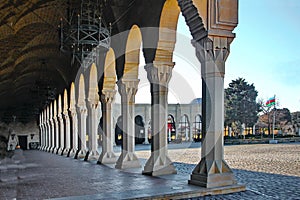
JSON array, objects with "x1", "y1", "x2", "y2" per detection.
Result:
[
  {"x1": 117, "y1": 78, "x2": 139, "y2": 103},
  {"x1": 192, "y1": 36, "x2": 231, "y2": 78},
  {"x1": 53, "y1": 116, "x2": 58, "y2": 123},
  {"x1": 69, "y1": 105, "x2": 77, "y2": 115},
  {"x1": 70, "y1": 110, "x2": 77, "y2": 119},
  {"x1": 101, "y1": 89, "x2": 116, "y2": 104},
  {"x1": 77, "y1": 105, "x2": 88, "y2": 115},
  {"x1": 144, "y1": 62, "x2": 174, "y2": 87},
  {"x1": 63, "y1": 112, "x2": 70, "y2": 120},
  {"x1": 57, "y1": 113, "x2": 63, "y2": 121}
]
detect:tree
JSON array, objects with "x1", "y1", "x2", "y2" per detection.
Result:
[
  {"x1": 225, "y1": 78, "x2": 260, "y2": 136},
  {"x1": 258, "y1": 103, "x2": 292, "y2": 135}
]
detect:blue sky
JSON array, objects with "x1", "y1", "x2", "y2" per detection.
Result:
[
  {"x1": 133, "y1": 0, "x2": 300, "y2": 112},
  {"x1": 225, "y1": 0, "x2": 300, "y2": 112}
]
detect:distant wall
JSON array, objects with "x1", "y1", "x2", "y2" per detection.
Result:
[{"x1": 0, "y1": 121, "x2": 39, "y2": 151}]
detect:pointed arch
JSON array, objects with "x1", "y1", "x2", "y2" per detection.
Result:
[
  {"x1": 178, "y1": 114, "x2": 190, "y2": 141},
  {"x1": 63, "y1": 89, "x2": 69, "y2": 113},
  {"x1": 193, "y1": 114, "x2": 202, "y2": 142},
  {"x1": 77, "y1": 74, "x2": 86, "y2": 107},
  {"x1": 123, "y1": 25, "x2": 142, "y2": 79},
  {"x1": 53, "y1": 99, "x2": 57, "y2": 117},
  {"x1": 103, "y1": 48, "x2": 117, "y2": 91},
  {"x1": 167, "y1": 114, "x2": 176, "y2": 141},
  {"x1": 49, "y1": 102, "x2": 53, "y2": 119},
  {"x1": 58, "y1": 94, "x2": 62, "y2": 115},
  {"x1": 88, "y1": 63, "x2": 99, "y2": 103},
  {"x1": 69, "y1": 82, "x2": 76, "y2": 110},
  {"x1": 155, "y1": 0, "x2": 180, "y2": 62}
]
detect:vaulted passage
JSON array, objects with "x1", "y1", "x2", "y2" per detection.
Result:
[{"x1": 0, "y1": 0, "x2": 243, "y2": 196}]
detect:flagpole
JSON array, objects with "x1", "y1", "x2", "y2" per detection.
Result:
[{"x1": 272, "y1": 95, "x2": 276, "y2": 141}]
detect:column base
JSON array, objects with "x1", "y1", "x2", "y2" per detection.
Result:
[
  {"x1": 55, "y1": 147, "x2": 60, "y2": 154},
  {"x1": 76, "y1": 150, "x2": 87, "y2": 159},
  {"x1": 115, "y1": 151, "x2": 141, "y2": 169},
  {"x1": 62, "y1": 148, "x2": 70, "y2": 156},
  {"x1": 189, "y1": 159, "x2": 237, "y2": 188},
  {"x1": 48, "y1": 146, "x2": 54, "y2": 153},
  {"x1": 58, "y1": 147, "x2": 65, "y2": 155},
  {"x1": 143, "y1": 140, "x2": 149, "y2": 145},
  {"x1": 68, "y1": 148, "x2": 78, "y2": 158},
  {"x1": 84, "y1": 150, "x2": 99, "y2": 161},
  {"x1": 142, "y1": 154, "x2": 177, "y2": 176},
  {"x1": 52, "y1": 147, "x2": 58, "y2": 154},
  {"x1": 189, "y1": 172, "x2": 237, "y2": 188},
  {"x1": 97, "y1": 152, "x2": 118, "y2": 164}
]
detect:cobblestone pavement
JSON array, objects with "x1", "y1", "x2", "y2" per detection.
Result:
[
  {"x1": 137, "y1": 143, "x2": 300, "y2": 199},
  {"x1": 0, "y1": 143, "x2": 299, "y2": 199}
]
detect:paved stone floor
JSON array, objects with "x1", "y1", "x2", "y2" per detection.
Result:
[{"x1": 0, "y1": 143, "x2": 299, "y2": 199}]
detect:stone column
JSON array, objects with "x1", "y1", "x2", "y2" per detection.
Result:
[
  {"x1": 63, "y1": 89, "x2": 71, "y2": 156},
  {"x1": 42, "y1": 108, "x2": 47, "y2": 151},
  {"x1": 115, "y1": 78, "x2": 141, "y2": 169},
  {"x1": 43, "y1": 109, "x2": 46, "y2": 150},
  {"x1": 53, "y1": 100, "x2": 59, "y2": 153},
  {"x1": 189, "y1": 120, "x2": 194, "y2": 142},
  {"x1": 86, "y1": 80, "x2": 100, "y2": 161},
  {"x1": 45, "y1": 106, "x2": 50, "y2": 151},
  {"x1": 77, "y1": 75, "x2": 88, "y2": 159},
  {"x1": 142, "y1": 62, "x2": 176, "y2": 176},
  {"x1": 252, "y1": 124, "x2": 256, "y2": 135},
  {"x1": 188, "y1": 37, "x2": 236, "y2": 188},
  {"x1": 98, "y1": 89, "x2": 117, "y2": 164},
  {"x1": 39, "y1": 112, "x2": 44, "y2": 150},
  {"x1": 144, "y1": 106, "x2": 150, "y2": 145},
  {"x1": 57, "y1": 94, "x2": 65, "y2": 155},
  {"x1": 69, "y1": 82, "x2": 79, "y2": 158},
  {"x1": 49, "y1": 102, "x2": 55, "y2": 152}
]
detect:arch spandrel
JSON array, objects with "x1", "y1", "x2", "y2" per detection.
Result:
[
  {"x1": 193, "y1": 0, "x2": 238, "y2": 38},
  {"x1": 193, "y1": 0, "x2": 208, "y2": 30},
  {"x1": 123, "y1": 25, "x2": 142, "y2": 79}
]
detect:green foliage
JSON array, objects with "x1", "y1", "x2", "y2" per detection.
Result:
[{"x1": 225, "y1": 78, "x2": 260, "y2": 128}]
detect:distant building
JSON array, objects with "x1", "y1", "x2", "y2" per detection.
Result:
[{"x1": 111, "y1": 98, "x2": 202, "y2": 143}]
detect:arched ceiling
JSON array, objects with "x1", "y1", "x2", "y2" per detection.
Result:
[
  {"x1": 0, "y1": 0, "x2": 167, "y2": 123},
  {"x1": 0, "y1": 0, "x2": 72, "y2": 123}
]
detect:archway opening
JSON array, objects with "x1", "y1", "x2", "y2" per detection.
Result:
[
  {"x1": 114, "y1": 116, "x2": 123, "y2": 146},
  {"x1": 134, "y1": 115, "x2": 145, "y2": 144},
  {"x1": 193, "y1": 114, "x2": 202, "y2": 142},
  {"x1": 167, "y1": 114, "x2": 176, "y2": 142},
  {"x1": 178, "y1": 115, "x2": 190, "y2": 141}
]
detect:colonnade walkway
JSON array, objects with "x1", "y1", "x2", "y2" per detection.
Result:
[{"x1": 2, "y1": 143, "x2": 300, "y2": 199}]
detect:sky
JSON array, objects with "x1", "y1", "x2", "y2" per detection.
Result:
[{"x1": 128, "y1": 0, "x2": 300, "y2": 112}]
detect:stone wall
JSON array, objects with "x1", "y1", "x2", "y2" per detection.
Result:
[
  {"x1": 0, "y1": 122, "x2": 9, "y2": 159},
  {"x1": 0, "y1": 121, "x2": 39, "y2": 158}
]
